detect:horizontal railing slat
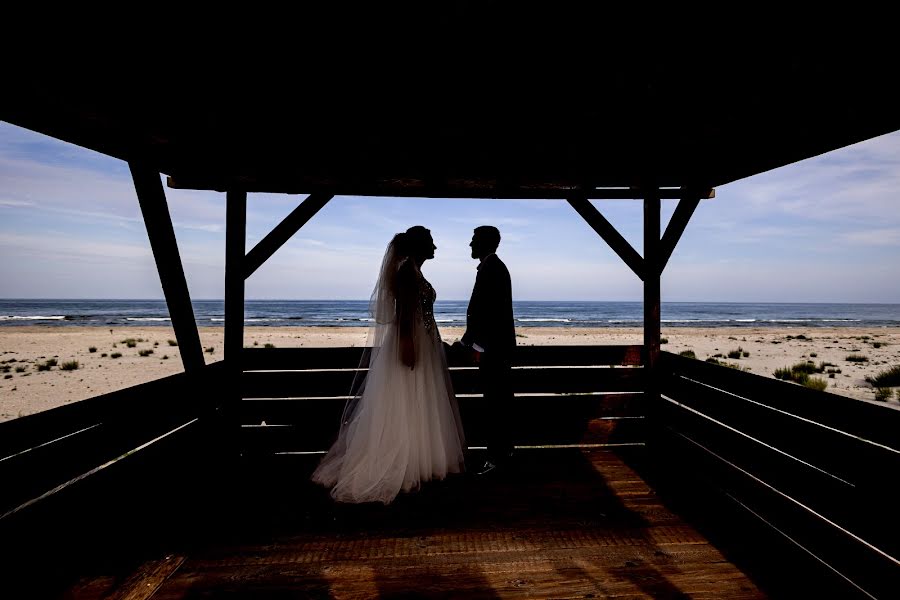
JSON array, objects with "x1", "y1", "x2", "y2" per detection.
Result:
[
  {"x1": 240, "y1": 393, "x2": 644, "y2": 424},
  {"x1": 242, "y1": 344, "x2": 643, "y2": 371},
  {"x1": 653, "y1": 424, "x2": 900, "y2": 599},
  {"x1": 664, "y1": 375, "x2": 898, "y2": 493},
  {"x1": 240, "y1": 394, "x2": 646, "y2": 455},
  {"x1": 0, "y1": 362, "x2": 227, "y2": 520},
  {"x1": 656, "y1": 395, "x2": 898, "y2": 559},
  {"x1": 0, "y1": 361, "x2": 226, "y2": 460},
  {"x1": 0, "y1": 412, "x2": 202, "y2": 519},
  {"x1": 661, "y1": 352, "x2": 900, "y2": 450},
  {"x1": 242, "y1": 367, "x2": 643, "y2": 398}
]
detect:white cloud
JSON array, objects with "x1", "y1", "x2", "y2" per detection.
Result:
[{"x1": 840, "y1": 228, "x2": 900, "y2": 246}]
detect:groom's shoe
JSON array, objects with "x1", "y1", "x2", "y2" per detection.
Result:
[{"x1": 474, "y1": 460, "x2": 498, "y2": 476}]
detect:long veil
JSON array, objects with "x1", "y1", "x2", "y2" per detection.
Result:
[{"x1": 339, "y1": 235, "x2": 405, "y2": 437}]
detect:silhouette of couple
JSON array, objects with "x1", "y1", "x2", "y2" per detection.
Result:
[{"x1": 312, "y1": 226, "x2": 515, "y2": 504}]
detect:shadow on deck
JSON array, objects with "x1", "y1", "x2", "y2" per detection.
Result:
[
  {"x1": 53, "y1": 448, "x2": 765, "y2": 599},
  {"x1": 5, "y1": 345, "x2": 898, "y2": 598}
]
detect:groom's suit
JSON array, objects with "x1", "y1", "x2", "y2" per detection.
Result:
[{"x1": 462, "y1": 253, "x2": 516, "y2": 462}]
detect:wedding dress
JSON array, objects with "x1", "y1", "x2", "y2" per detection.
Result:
[{"x1": 311, "y1": 242, "x2": 466, "y2": 504}]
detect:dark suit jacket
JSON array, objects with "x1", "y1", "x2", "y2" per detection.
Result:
[{"x1": 462, "y1": 254, "x2": 516, "y2": 358}]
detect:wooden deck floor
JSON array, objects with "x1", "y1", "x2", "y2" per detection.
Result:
[{"x1": 60, "y1": 448, "x2": 766, "y2": 599}]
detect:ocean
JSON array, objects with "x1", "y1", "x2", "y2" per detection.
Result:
[{"x1": 1, "y1": 300, "x2": 899, "y2": 329}]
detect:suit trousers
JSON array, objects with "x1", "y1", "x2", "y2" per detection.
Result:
[{"x1": 478, "y1": 353, "x2": 514, "y2": 461}]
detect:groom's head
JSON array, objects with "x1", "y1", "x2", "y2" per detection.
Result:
[{"x1": 470, "y1": 226, "x2": 500, "y2": 260}]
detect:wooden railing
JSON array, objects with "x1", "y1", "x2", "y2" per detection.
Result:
[
  {"x1": 0, "y1": 362, "x2": 225, "y2": 524},
  {"x1": 656, "y1": 351, "x2": 900, "y2": 599},
  {"x1": 239, "y1": 345, "x2": 645, "y2": 456}
]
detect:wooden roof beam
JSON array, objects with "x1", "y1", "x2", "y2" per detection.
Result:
[
  {"x1": 167, "y1": 176, "x2": 714, "y2": 200},
  {"x1": 567, "y1": 196, "x2": 646, "y2": 281},
  {"x1": 244, "y1": 193, "x2": 333, "y2": 279}
]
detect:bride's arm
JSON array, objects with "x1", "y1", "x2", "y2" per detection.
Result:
[{"x1": 396, "y1": 264, "x2": 417, "y2": 369}]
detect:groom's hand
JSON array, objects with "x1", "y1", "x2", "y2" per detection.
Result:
[{"x1": 451, "y1": 341, "x2": 478, "y2": 366}]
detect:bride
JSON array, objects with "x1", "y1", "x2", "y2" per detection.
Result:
[{"x1": 311, "y1": 226, "x2": 466, "y2": 504}]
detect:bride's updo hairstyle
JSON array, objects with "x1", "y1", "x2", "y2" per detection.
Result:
[{"x1": 392, "y1": 226, "x2": 431, "y2": 260}]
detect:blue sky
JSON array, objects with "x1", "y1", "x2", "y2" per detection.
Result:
[{"x1": 1, "y1": 120, "x2": 899, "y2": 302}]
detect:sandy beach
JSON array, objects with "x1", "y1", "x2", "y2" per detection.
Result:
[{"x1": 1, "y1": 325, "x2": 899, "y2": 421}]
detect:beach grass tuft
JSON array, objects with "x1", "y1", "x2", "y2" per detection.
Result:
[
  {"x1": 110, "y1": 352, "x2": 122, "y2": 359},
  {"x1": 122, "y1": 338, "x2": 138, "y2": 348},
  {"x1": 727, "y1": 347, "x2": 743, "y2": 359},
  {"x1": 88, "y1": 346, "x2": 97, "y2": 353},
  {"x1": 865, "y1": 365, "x2": 900, "y2": 387},
  {"x1": 679, "y1": 350, "x2": 696, "y2": 359},
  {"x1": 60, "y1": 360, "x2": 79, "y2": 371},
  {"x1": 804, "y1": 377, "x2": 827, "y2": 392},
  {"x1": 874, "y1": 387, "x2": 892, "y2": 401},
  {"x1": 264, "y1": 343, "x2": 276, "y2": 349},
  {"x1": 845, "y1": 354, "x2": 869, "y2": 363},
  {"x1": 138, "y1": 349, "x2": 154, "y2": 357},
  {"x1": 775, "y1": 362, "x2": 825, "y2": 385},
  {"x1": 168, "y1": 339, "x2": 178, "y2": 346},
  {"x1": 100, "y1": 353, "x2": 108, "y2": 357},
  {"x1": 15, "y1": 366, "x2": 26, "y2": 373},
  {"x1": 36, "y1": 358, "x2": 58, "y2": 371},
  {"x1": 205, "y1": 346, "x2": 215, "y2": 354},
  {"x1": 660, "y1": 337, "x2": 668, "y2": 344}
]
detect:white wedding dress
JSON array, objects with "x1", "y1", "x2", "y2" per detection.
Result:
[{"x1": 311, "y1": 249, "x2": 466, "y2": 504}]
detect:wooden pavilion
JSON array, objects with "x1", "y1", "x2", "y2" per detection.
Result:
[{"x1": 2, "y1": 34, "x2": 900, "y2": 599}]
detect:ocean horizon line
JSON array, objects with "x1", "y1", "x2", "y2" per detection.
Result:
[
  {"x1": 2, "y1": 298, "x2": 899, "y2": 305},
  {"x1": 2, "y1": 299, "x2": 898, "y2": 329}
]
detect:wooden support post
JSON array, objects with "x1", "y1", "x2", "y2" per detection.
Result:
[
  {"x1": 129, "y1": 163, "x2": 205, "y2": 373},
  {"x1": 567, "y1": 197, "x2": 645, "y2": 280},
  {"x1": 224, "y1": 190, "x2": 247, "y2": 456},
  {"x1": 225, "y1": 190, "x2": 247, "y2": 368},
  {"x1": 244, "y1": 193, "x2": 333, "y2": 279},
  {"x1": 644, "y1": 193, "x2": 661, "y2": 373}
]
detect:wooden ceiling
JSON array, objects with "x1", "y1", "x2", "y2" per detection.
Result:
[{"x1": 3, "y1": 21, "x2": 897, "y2": 199}]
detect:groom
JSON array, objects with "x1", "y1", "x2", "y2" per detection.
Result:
[{"x1": 459, "y1": 226, "x2": 516, "y2": 476}]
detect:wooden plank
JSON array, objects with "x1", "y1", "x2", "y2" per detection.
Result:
[
  {"x1": 659, "y1": 196, "x2": 701, "y2": 272},
  {"x1": 167, "y1": 177, "x2": 716, "y2": 200},
  {"x1": 0, "y1": 412, "x2": 199, "y2": 517},
  {"x1": 154, "y1": 550, "x2": 760, "y2": 600},
  {"x1": 239, "y1": 395, "x2": 647, "y2": 454},
  {"x1": 656, "y1": 395, "x2": 897, "y2": 560},
  {"x1": 0, "y1": 362, "x2": 224, "y2": 461},
  {"x1": 653, "y1": 425, "x2": 900, "y2": 599},
  {"x1": 244, "y1": 193, "x2": 333, "y2": 278},
  {"x1": 1, "y1": 417, "x2": 215, "y2": 599},
  {"x1": 661, "y1": 351, "x2": 900, "y2": 449},
  {"x1": 241, "y1": 367, "x2": 644, "y2": 398},
  {"x1": 104, "y1": 555, "x2": 186, "y2": 600},
  {"x1": 239, "y1": 393, "x2": 645, "y2": 424},
  {"x1": 129, "y1": 162, "x2": 205, "y2": 373},
  {"x1": 664, "y1": 374, "x2": 899, "y2": 492},
  {"x1": 567, "y1": 196, "x2": 645, "y2": 279},
  {"x1": 242, "y1": 344, "x2": 644, "y2": 371},
  {"x1": 240, "y1": 418, "x2": 645, "y2": 455}
]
